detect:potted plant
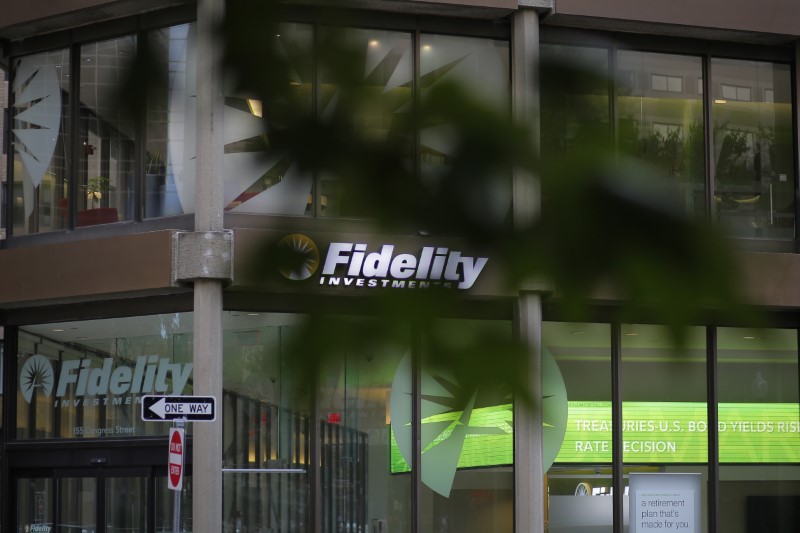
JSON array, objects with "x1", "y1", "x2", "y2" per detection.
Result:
[
  {"x1": 146, "y1": 151, "x2": 166, "y2": 217},
  {"x1": 78, "y1": 176, "x2": 118, "y2": 226}
]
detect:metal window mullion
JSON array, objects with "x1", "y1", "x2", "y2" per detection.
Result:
[
  {"x1": 411, "y1": 23, "x2": 422, "y2": 533},
  {"x1": 1, "y1": 326, "x2": 19, "y2": 533},
  {"x1": 609, "y1": 42, "x2": 618, "y2": 155},
  {"x1": 412, "y1": 325, "x2": 422, "y2": 533},
  {"x1": 69, "y1": 42, "x2": 81, "y2": 230},
  {"x1": 706, "y1": 327, "x2": 719, "y2": 533},
  {"x1": 312, "y1": 22, "x2": 320, "y2": 219},
  {"x1": 792, "y1": 44, "x2": 800, "y2": 250},
  {"x1": 97, "y1": 473, "x2": 105, "y2": 533},
  {"x1": 414, "y1": 25, "x2": 422, "y2": 198},
  {"x1": 703, "y1": 53, "x2": 716, "y2": 224},
  {"x1": 310, "y1": 356, "x2": 321, "y2": 533},
  {"x1": 134, "y1": 31, "x2": 146, "y2": 221},
  {"x1": 5, "y1": 62, "x2": 16, "y2": 236},
  {"x1": 611, "y1": 322, "x2": 623, "y2": 533}
]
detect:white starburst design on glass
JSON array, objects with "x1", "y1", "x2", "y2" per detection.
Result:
[
  {"x1": 12, "y1": 57, "x2": 62, "y2": 189},
  {"x1": 20, "y1": 354, "x2": 55, "y2": 404}
]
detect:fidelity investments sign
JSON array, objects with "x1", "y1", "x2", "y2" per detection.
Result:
[
  {"x1": 278, "y1": 233, "x2": 488, "y2": 290},
  {"x1": 20, "y1": 354, "x2": 192, "y2": 407}
]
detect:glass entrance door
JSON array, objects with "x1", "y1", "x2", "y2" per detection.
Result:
[{"x1": 15, "y1": 467, "x2": 192, "y2": 533}]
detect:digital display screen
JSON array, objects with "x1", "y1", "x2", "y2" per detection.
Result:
[{"x1": 390, "y1": 401, "x2": 800, "y2": 472}]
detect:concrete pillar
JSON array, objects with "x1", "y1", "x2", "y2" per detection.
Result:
[
  {"x1": 512, "y1": 8, "x2": 545, "y2": 533},
  {"x1": 515, "y1": 293, "x2": 544, "y2": 533},
  {"x1": 193, "y1": 0, "x2": 225, "y2": 531}
]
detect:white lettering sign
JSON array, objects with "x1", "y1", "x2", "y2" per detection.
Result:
[{"x1": 321, "y1": 243, "x2": 488, "y2": 290}]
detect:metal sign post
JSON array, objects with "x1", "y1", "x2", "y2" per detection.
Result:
[{"x1": 171, "y1": 419, "x2": 186, "y2": 533}]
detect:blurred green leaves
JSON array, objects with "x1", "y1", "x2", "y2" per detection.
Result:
[{"x1": 221, "y1": 0, "x2": 752, "y2": 399}]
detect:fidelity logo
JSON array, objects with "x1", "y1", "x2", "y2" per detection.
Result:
[
  {"x1": 278, "y1": 234, "x2": 488, "y2": 290},
  {"x1": 20, "y1": 354, "x2": 192, "y2": 407}
]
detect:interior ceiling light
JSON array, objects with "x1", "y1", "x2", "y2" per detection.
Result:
[
  {"x1": 743, "y1": 336, "x2": 756, "y2": 340},
  {"x1": 52, "y1": 328, "x2": 65, "y2": 332},
  {"x1": 369, "y1": 40, "x2": 379, "y2": 47},
  {"x1": 247, "y1": 99, "x2": 263, "y2": 118},
  {"x1": 714, "y1": 99, "x2": 727, "y2": 104}
]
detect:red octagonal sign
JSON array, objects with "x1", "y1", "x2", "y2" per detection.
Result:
[{"x1": 168, "y1": 428, "x2": 184, "y2": 491}]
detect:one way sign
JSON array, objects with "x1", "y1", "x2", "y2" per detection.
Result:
[{"x1": 142, "y1": 395, "x2": 216, "y2": 422}]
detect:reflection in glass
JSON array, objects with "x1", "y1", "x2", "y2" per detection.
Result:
[
  {"x1": 78, "y1": 36, "x2": 137, "y2": 226},
  {"x1": 146, "y1": 24, "x2": 196, "y2": 218},
  {"x1": 17, "y1": 477, "x2": 53, "y2": 532},
  {"x1": 717, "y1": 328, "x2": 800, "y2": 533},
  {"x1": 222, "y1": 312, "x2": 310, "y2": 533},
  {"x1": 712, "y1": 59, "x2": 795, "y2": 239},
  {"x1": 11, "y1": 49, "x2": 70, "y2": 235},
  {"x1": 156, "y1": 474, "x2": 193, "y2": 533},
  {"x1": 420, "y1": 320, "x2": 513, "y2": 533},
  {"x1": 107, "y1": 476, "x2": 147, "y2": 532},
  {"x1": 419, "y1": 34, "x2": 510, "y2": 228},
  {"x1": 543, "y1": 322, "x2": 612, "y2": 533},
  {"x1": 59, "y1": 477, "x2": 96, "y2": 533},
  {"x1": 617, "y1": 51, "x2": 705, "y2": 219},
  {"x1": 622, "y1": 325, "x2": 708, "y2": 533},
  {"x1": 319, "y1": 28, "x2": 413, "y2": 218},
  {"x1": 16, "y1": 313, "x2": 193, "y2": 439},
  {"x1": 540, "y1": 44, "x2": 610, "y2": 157},
  {"x1": 222, "y1": 23, "x2": 313, "y2": 217},
  {"x1": 319, "y1": 334, "x2": 411, "y2": 533}
]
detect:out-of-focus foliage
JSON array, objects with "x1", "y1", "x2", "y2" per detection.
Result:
[{"x1": 217, "y1": 0, "x2": 753, "y2": 400}]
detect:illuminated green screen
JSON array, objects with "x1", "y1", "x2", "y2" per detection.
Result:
[{"x1": 390, "y1": 401, "x2": 800, "y2": 472}]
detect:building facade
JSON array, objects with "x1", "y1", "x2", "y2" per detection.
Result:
[{"x1": 1, "y1": 1, "x2": 800, "y2": 533}]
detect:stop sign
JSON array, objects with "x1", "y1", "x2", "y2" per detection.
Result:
[{"x1": 168, "y1": 428, "x2": 185, "y2": 491}]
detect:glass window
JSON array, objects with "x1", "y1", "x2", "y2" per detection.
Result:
[
  {"x1": 617, "y1": 51, "x2": 706, "y2": 219},
  {"x1": 543, "y1": 322, "x2": 612, "y2": 533},
  {"x1": 16, "y1": 313, "x2": 193, "y2": 439},
  {"x1": 622, "y1": 325, "x2": 708, "y2": 533},
  {"x1": 712, "y1": 59, "x2": 795, "y2": 239},
  {"x1": 319, "y1": 326, "x2": 411, "y2": 533},
  {"x1": 419, "y1": 319, "x2": 513, "y2": 533},
  {"x1": 17, "y1": 477, "x2": 54, "y2": 532},
  {"x1": 78, "y1": 36, "x2": 137, "y2": 227},
  {"x1": 540, "y1": 44, "x2": 610, "y2": 157},
  {"x1": 11, "y1": 49, "x2": 70, "y2": 235},
  {"x1": 319, "y1": 28, "x2": 413, "y2": 218},
  {"x1": 1, "y1": 67, "x2": 7, "y2": 239},
  {"x1": 145, "y1": 23, "x2": 196, "y2": 218},
  {"x1": 717, "y1": 328, "x2": 800, "y2": 533},
  {"x1": 419, "y1": 34, "x2": 511, "y2": 228},
  {"x1": 221, "y1": 312, "x2": 310, "y2": 533},
  {"x1": 224, "y1": 23, "x2": 314, "y2": 217}
]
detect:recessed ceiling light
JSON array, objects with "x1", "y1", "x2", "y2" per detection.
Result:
[
  {"x1": 422, "y1": 44, "x2": 432, "y2": 52},
  {"x1": 625, "y1": 333, "x2": 638, "y2": 336},
  {"x1": 52, "y1": 328, "x2": 65, "y2": 332},
  {"x1": 743, "y1": 336, "x2": 756, "y2": 340},
  {"x1": 246, "y1": 313, "x2": 260, "y2": 316},
  {"x1": 714, "y1": 99, "x2": 727, "y2": 104},
  {"x1": 369, "y1": 40, "x2": 379, "y2": 47}
]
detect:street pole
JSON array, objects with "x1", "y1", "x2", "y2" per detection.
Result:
[{"x1": 193, "y1": 0, "x2": 225, "y2": 531}]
